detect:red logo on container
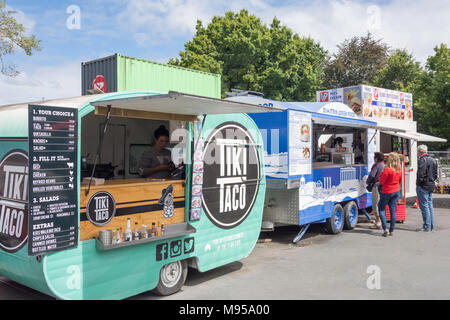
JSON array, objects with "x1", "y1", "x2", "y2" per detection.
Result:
[
  {"x1": 320, "y1": 91, "x2": 329, "y2": 102},
  {"x1": 373, "y1": 88, "x2": 379, "y2": 101},
  {"x1": 399, "y1": 93, "x2": 405, "y2": 104},
  {"x1": 93, "y1": 75, "x2": 107, "y2": 93}
]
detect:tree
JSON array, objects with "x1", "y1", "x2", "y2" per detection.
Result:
[
  {"x1": 169, "y1": 10, "x2": 326, "y2": 101},
  {"x1": 372, "y1": 49, "x2": 424, "y2": 93},
  {"x1": 322, "y1": 32, "x2": 390, "y2": 89},
  {"x1": 414, "y1": 44, "x2": 450, "y2": 150},
  {"x1": 0, "y1": 0, "x2": 41, "y2": 76}
]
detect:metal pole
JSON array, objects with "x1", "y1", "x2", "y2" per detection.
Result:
[{"x1": 85, "y1": 105, "x2": 112, "y2": 196}]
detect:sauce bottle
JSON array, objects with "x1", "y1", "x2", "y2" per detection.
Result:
[
  {"x1": 134, "y1": 222, "x2": 140, "y2": 240},
  {"x1": 119, "y1": 227, "x2": 124, "y2": 242},
  {"x1": 151, "y1": 222, "x2": 156, "y2": 237},
  {"x1": 141, "y1": 225, "x2": 148, "y2": 239},
  {"x1": 156, "y1": 222, "x2": 161, "y2": 237},
  {"x1": 125, "y1": 218, "x2": 132, "y2": 241}
]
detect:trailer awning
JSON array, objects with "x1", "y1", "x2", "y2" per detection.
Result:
[
  {"x1": 381, "y1": 130, "x2": 447, "y2": 142},
  {"x1": 91, "y1": 91, "x2": 285, "y2": 121}
]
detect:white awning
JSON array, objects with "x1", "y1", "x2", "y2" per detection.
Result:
[
  {"x1": 381, "y1": 130, "x2": 447, "y2": 142},
  {"x1": 91, "y1": 91, "x2": 285, "y2": 116}
]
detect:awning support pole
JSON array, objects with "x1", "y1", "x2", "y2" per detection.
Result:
[
  {"x1": 85, "y1": 105, "x2": 112, "y2": 196},
  {"x1": 368, "y1": 129, "x2": 378, "y2": 146}
]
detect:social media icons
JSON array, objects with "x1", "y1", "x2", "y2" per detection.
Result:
[{"x1": 156, "y1": 237, "x2": 195, "y2": 261}]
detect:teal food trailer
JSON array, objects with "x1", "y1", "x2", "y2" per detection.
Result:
[{"x1": 0, "y1": 91, "x2": 281, "y2": 299}]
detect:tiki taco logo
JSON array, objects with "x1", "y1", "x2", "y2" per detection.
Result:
[
  {"x1": 201, "y1": 122, "x2": 260, "y2": 229},
  {"x1": 86, "y1": 191, "x2": 116, "y2": 226},
  {"x1": 0, "y1": 150, "x2": 29, "y2": 253}
]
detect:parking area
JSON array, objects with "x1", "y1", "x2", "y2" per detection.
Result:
[{"x1": 1, "y1": 206, "x2": 449, "y2": 300}]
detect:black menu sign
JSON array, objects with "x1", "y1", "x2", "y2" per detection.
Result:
[{"x1": 28, "y1": 105, "x2": 78, "y2": 256}]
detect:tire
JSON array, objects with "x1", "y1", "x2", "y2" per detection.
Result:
[
  {"x1": 325, "y1": 204, "x2": 344, "y2": 234},
  {"x1": 153, "y1": 260, "x2": 188, "y2": 296},
  {"x1": 343, "y1": 201, "x2": 358, "y2": 230}
]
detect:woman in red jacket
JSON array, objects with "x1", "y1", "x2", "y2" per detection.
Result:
[{"x1": 378, "y1": 152, "x2": 403, "y2": 237}]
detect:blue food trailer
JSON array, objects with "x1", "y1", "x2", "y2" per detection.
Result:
[{"x1": 227, "y1": 93, "x2": 383, "y2": 242}]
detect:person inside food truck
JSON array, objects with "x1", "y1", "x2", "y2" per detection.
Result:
[
  {"x1": 138, "y1": 125, "x2": 176, "y2": 179},
  {"x1": 333, "y1": 137, "x2": 345, "y2": 152},
  {"x1": 353, "y1": 132, "x2": 365, "y2": 164}
]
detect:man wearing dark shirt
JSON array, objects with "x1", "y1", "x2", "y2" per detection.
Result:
[
  {"x1": 416, "y1": 145, "x2": 438, "y2": 232},
  {"x1": 139, "y1": 125, "x2": 175, "y2": 179}
]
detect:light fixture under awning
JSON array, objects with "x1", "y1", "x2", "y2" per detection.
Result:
[
  {"x1": 381, "y1": 130, "x2": 447, "y2": 142},
  {"x1": 91, "y1": 91, "x2": 285, "y2": 119}
]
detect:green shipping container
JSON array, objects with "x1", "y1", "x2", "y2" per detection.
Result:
[{"x1": 82, "y1": 54, "x2": 221, "y2": 99}]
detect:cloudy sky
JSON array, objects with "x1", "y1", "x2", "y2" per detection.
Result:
[{"x1": 0, "y1": 0, "x2": 449, "y2": 105}]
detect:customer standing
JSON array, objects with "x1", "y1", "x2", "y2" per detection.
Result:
[
  {"x1": 378, "y1": 152, "x2": 403, "y2": 237},
  {"x1": 416, "y1": 145, "x2": 438, "y2": 232},
  {"x1": 366, "y1": 152, "x2": 385, "y2": 229}
]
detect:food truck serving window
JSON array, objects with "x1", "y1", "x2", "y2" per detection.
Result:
[
  {"x1": 313, "y1": 123, "x2": 367, "y2": 167},
  {"x1": 380, "y1": 132, "x2": 411, "y2": 166}
]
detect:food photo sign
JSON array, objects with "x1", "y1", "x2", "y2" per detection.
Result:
[{"x1": 317, "y1": 85, "x2": 413, "y2": 122}]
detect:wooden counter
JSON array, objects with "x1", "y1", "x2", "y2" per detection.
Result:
[{"x1": 80, "y1": 178, "x2": 186, "y2": 241}]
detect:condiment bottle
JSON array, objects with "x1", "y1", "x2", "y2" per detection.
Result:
[
  {"x1": 125, "y1": 218, "x2": 132, "y2": 241},
  {"x1": 151, "y1": 222, "x2": 156, "y2": 237},
  {"x1": 112, "y1": 229, "x2": 119, "y2": 244},
  {"x1": 141, "y1": 225, "x2": 148, "y2": 239},
  {"x1": 134, "y1": 222, "x2": 140, "y2": 240},
  {"x1": 119, "y1": 227, "x2": 124, "y2": 242},
  {"x1": 156, "y1": 222, "x2": 161, "y2": 237},
  {"x1": 161, "y1": 223, "x2": 165, "y2": 236},
  {"x1": 115, "y1": 228, "x2": 122, "y2": 244}
]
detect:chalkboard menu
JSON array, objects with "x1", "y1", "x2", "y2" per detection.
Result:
[{"x1": 28, "y1": 105, "x2": 78, "y2": 256}]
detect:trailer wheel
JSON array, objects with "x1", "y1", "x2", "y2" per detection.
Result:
[
  {"x1": 343, "y1": 201, "x2": 358, "y2": 230},
  {"x1": 325, "y1": 204, "x2": 344, "y2": 234},
  {"x1": 153, "y1": 260, "x2": 188, "y2": 296}
]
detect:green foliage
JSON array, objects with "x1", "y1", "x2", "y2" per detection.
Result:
[
  {"x1": 169, "y1": 10, "x2": 326, "y2": 101},
  {"x1": 322, "y1": 32, "x2": 390, "y2": 89},
  {"x1": 372, "y1": 49, "x2": 424, "y2": 93},
  {"x1": 414, "y1": 44, "x2": 450, "y2": 150},
  {"x1": 0, "y1": 0, "x2": 41, "y2": 76}
]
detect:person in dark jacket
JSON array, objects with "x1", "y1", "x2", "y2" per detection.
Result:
[
  {"x1": 366, "y1": 152, "x2": 385, "y2": 229},
  {"x1": 416, "y1": 145, "x2": 438, "y2": 232}
]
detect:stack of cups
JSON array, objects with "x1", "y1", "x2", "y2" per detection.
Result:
[{"x1": 99, "y1": 229, "x2": 112, "y2": 245}]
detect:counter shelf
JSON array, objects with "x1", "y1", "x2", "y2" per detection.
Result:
[{"x1": 95, "y1": 222, "x2": 196, "y2": 251}]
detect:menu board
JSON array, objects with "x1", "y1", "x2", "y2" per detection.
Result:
[
  {"x1": 288, "y1": 110, "x2": 312, "y2": 176},
  {"x1": 28, "y1": 105, "x2": 78, "y2": 256}
]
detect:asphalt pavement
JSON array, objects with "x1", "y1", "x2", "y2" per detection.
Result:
[{"x1": 1, "y1": 206, "x2": 449, "y2": 300}]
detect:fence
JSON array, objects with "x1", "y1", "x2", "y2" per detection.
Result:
[{"x1": 429, "y1": 151, "x2": 450, "y2": 193}]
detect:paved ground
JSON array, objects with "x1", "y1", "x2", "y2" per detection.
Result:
[{"x1": 1, "y1": 206, "x2": 449, "y2": 300}]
